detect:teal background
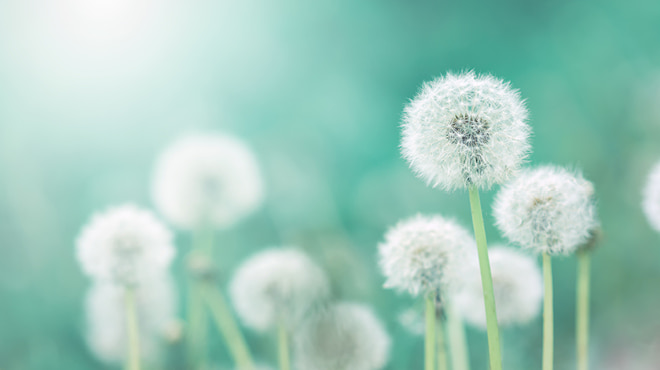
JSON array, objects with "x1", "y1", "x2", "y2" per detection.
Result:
[{"x1": 1, "y1": 0, "x2": 660, "y2": 368}]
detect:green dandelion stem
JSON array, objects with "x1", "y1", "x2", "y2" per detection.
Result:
[
  {"x1": 543, "y1": 252, "x2": 554, "y2": 370},
  {"x1": 468, "y1": 185, "x2": 502, "y2": 370},
  {"x1": 425, "y1": 292, "x2": 436, "y2": 370},
  {"x1": 186, "y1": 226, "x2": 214, "y2": 369},
  {"x1": 436, "y1": 314, "x2": 448, "y2": 370},
  {"x1": 278, "y1": 319, "x2": 291, "y2": 370},
  {"x1": 576, "y1": 250, "x2": 591, "y2": 370},
  {"x1": 447, "y1": 303, "x2": 470, "y2": 370},
  {"x1": 124, "y1": 288, "x2": 141, "y2": 370}
]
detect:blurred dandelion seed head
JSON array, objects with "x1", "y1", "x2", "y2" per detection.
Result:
[
  {"x1": 378, "y1": 214, "x2": 474, "y2": 297},
  {"x1": 294, "y1": 302, "x2": 391, "y2": 370},
  {"x1": 152, "y1": 133, "x2": 264, "y2": 230},
  {"x1": 642, "y1": 160, "x2": 660, "y2": 232},
  {"x1": 229, "y1": 248, "x2": 330, "y2": 332},
  {"x1": 493, "y1": 166, "x2": 598, "y2": 255},
  {"x1": 76, "y1": 204, "x2": 175, "y2": 286},
  {"x1": 401, "y1": 71, "x2": 530, "y2": 190},
  {"x1": 451, "y1": 246, "x2": 542, "y2": 328}
]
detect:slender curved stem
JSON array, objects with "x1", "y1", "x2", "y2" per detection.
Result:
[
  {"x1": 425, "y1": 292, "x2": 436, "y2": 370},
  {"x1": 186, "y1": 227, "x2": 214, "y2": 369},
  {"x1": 543, "y1": 252, "x2": 554, "y2": 370},
  {"x1": 447, "y1": 303, "x2": 470, "y2": 370},
  {"x1": 436, "y1": 315, "x2": 448, "y2": 370},
  {"x1": 278, "y1": 320, "x2": 290, "y2": 370},
  {"x1": 468, "y1": 186, "x2": 502, "y2": 370},
  {"x1": 576, "y1": 250, "x2": 591, "y2": 370},
  {"x1": 124, "y1": 288, "x2": 141, "y2": 370}
]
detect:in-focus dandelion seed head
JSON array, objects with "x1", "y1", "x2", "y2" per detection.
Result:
[
  {"x1": 643, "y1": 160, "x2": 660, "y2": 232},
  {"x1": 228, "y1": 248, "x2": 330, "y2": 332},
  {"x1": 294, "y1": 302, "x2": 391, "y2": 370},
  {"x1": 76, "y1": 204, "x2": 175, "y2": 286},
  {"x1": 401, "y1": 71, "x2": 531, "y2": 190},
  {"x1": 151, "y1": 133, "x2": 264, "y2": 230},
  {"x1": 378, "y1": 214, "x2": 474, "y2": 297},
  {"x1": 493, "y1": 166, "x2": 598, "y2": 255}
]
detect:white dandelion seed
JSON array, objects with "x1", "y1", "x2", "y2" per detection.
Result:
[
  {"x1": 228, "y1": 248, "x2": 330, "y2": 333},
  {"x1": 378, "y1": 214, "x2": 474, "y2": 297},
  {"x1": 151, "y1": 133, "x2": 264, "y2": 230},
  {"x1": 643, "y1": 160, "x2": 660, "y2": 232},
  {"x1": 493, "y1": 166, "x2": 598, "y2": 255},
  {"x1": 451, "y1": 246, "x2": 543, "y2": 328},
  {"x1": 85, "y1": 275, "x2": 178, "y2": 365},
  {"x1": 401, "y1": 71, "x2": 531, "y2": 190},
  {"x1": 76, "y1": 204, "x2": 175, "y2": 286},
  {"x1": 294, "y1": 302, "x2": 391, "y2": 370}
]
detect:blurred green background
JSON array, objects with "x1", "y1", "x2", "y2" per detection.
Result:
[{"x1": 1, "y1": 0, "x2": 660, "y2": 369}]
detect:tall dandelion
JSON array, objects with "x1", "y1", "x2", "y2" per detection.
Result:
[
  {"x1": 493, "y1": 166, "x2": 598, "y2": 370},
  {"x1": 293, "y1": 302, "x2": 391, "y2": 370},
  {"x1": 76, "y1": 204, "x2": 176, "y2": 370},
  {"x1": 378, "y1": 214, "x2": 473, "y2": 370},
  {"x1": 229, "y1": 248, "x2": 330, "y2": 370},
  {"x1": 401, "y1": 71, "x2": 531, "y2": 370}
]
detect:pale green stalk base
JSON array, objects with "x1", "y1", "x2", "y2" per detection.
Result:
[
  {"x1": 467, "y1": 186, "x2": 502, "y2": 370},
  {"x1": 201, "y1": 284, "x2": 254, "y2": 369},
  {"x1": 278, "y1": 320, "x2": 290, "y2": 370},
  {"x1": 436, "y1": 315, "x2": 448, "y2": 370},
  {"x1": 124, "y1": 288, "x2": 141, "y2": 370},
  {"x1": 425, "y1": 293, "x2": 436, "y2": 370},
  {"x1": 186, "y1": 227, "x2": 214, "y2": 369},
  {"x1": 543, "y1": 252, "x2": 554, "y2": 370},
  {"x1": 576, "y1": 251, "x2": 591, "y2": 370},
  {"x1": 447, "y1": 303, "x2": 470, "y2": 370}
]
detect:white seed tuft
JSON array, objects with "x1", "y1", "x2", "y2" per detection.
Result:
[
  {"x1": 643, "y1": 160, "x2": 660, "y2": 232},
  {"x1": 493, "y1": 166, "x2": 598, "y2": 255},
  {"x1": 294, "y1": 302, "x2": 391, "y2": 370},
  {"x1": 229, "y1": 248, "x2": 330, "y2": 333},
  {"x1": 151, "y1": 133, "x2": 264, "y2": 230},
  {"x1": 378, "y1": 214, "x2": 474, "y2": 297},
  {"x1": 401, "y1": 71, "x2": 531, "y2": 190}
]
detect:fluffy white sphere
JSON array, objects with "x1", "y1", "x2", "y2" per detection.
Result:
[
  {"x1": 152, "y1": 133, "x2": 264, "y2": 230},
  {"x1": 643, "y1": 160, "x2": 660, "y2": 232},
  {"x1": 451, "y1": 246, "x2": 542, "y2": 329},
  {"x1": 401, "y1": 71, "x2": 530, "y2": 190},
  {"x1": 493, "y1": 166, "x2": 598, "y2": 255},
  {"x1": 229, "y1": 248, "x2": 330, "y2": 332},
  {"x1": 85, "y1": 275, "x2": 178, "y2": 365},
  {"x1": 76, "y1": 204, "x2": 175, "y2": 286},
  {"x1": 378, "y1": 214, "x2": 474, "y2": 297},
  {"x1": 294, "y1": 302, "x2": 391, "y2": 370}
]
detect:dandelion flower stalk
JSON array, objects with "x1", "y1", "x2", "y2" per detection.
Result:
[
  {"x1": 124, "y1": 288, "x2": 142, "y2": 370},
  {"x1": 186, "y1": 226, "x2": 214, "y2": 369},
  {"x1": 277, "y1": 319, "x2": 290, "y2": 370},
  {"x1": 446, "y1": 304, "x2": 470, "y2": 370},
  {"x1": 436, "y1": 311, "x2": 448, "y2": 370},
  {"x1": 542, "y1": 252, "x2": 553, "y2": 370},
  {"x1": 576, "y1": 249, "x2": 591, "y2": 370},
  {"x1": 425, "y1": 293, "x2": 436, "y2": 370}
]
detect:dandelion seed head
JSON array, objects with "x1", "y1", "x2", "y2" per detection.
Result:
[
  {"x1": 76, "y1": 204, "x2": 175, "y2": 286},
  {"x1": 378, "y1": 214, "x2": 474, "y2": 296},
  {"x1": 451, "y1": 246, "x2": 542, "y2": 328},
  {"x1": 229, "y1": 248, "x2": 330, "y2": 332},
  {"x1": 643, "y1": 160, "x2": 660, "y2": 232},
  {"x1": 493, "y1": 166, "x2": 598, "y2": 255},
  {"x1": 401, "y1": 71, "x2": 531, "y2": 190},
  {"x1": 294, "y1": 302, "x2": 391, "y2": 370},
  {"x1": 152, "y1": 133, "x2": 264, "y2": 230}
]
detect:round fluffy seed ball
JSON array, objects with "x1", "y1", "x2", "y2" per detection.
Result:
[
  {"x1": 401, "y1": 71, "x2": 530, "y2": 190},
  {"x1": 378, "y1": 214, "x2": 474, "y2": 296},
  {"x1": 76, "y1": 204, "x2": 175, "y2": 286},
  {"x1": 493, "y1": 166, "x2": 598, "y2": 255},
  {"x1": 451, "y1": 246, "x2": 542, "y2": 328},
  {"x1": 152, "y1": 133, "x2": 264, "y2": 230},
  {"x1": 229, "y1": 248, "x2": 330, "y2": 332},
  {"x1": 643, "y1": 160, "x2": 660, "y2": 232},
  {"x1": 294, "y1": 302, "x2": 391, "y2": 370}
]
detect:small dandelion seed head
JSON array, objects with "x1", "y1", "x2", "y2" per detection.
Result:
[
  {"x1": 451, "y1": 246, "x2": 542, "y2": 329},
  {"x1": 493, "y1": 166, "x2": 599, "y2": 255},
  {"x1": 76, "y1": 204, "x2": 175, "y2": 286},
  {"x1": 152, "y1": 133, "x2": 264, "y2": 230},
  {"x1": 229, "y1": 248, "x2": 330, "y2": 333},
  {"x1": 401, "y1": 71, "x2": 531, "y2": 190},
  {"x1": 378, "y1": 214, "x2": 474, "y2": 297},
  {"x1": 294, "y1": 302, "x2": 392, "y2": 370},
  {"x1": 643, "y1": 160, "x2": 660, "y2": 232}
]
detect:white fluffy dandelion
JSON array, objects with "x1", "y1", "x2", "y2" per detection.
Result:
[
  {"x1": 85, "y1": 276, "x2": 178, "y2": 365},
  {"x1": 228, "y1": 248, "x2": 330, "y2": 332},
  {"x1": 401, "y1": 71, "x2": 530, "y2": 190},
  {"x1": 451, "y1": 246, "x2": 542, "y2": 328},
  {"x1": 643, "y1": 160, "x2": 660, "y2": 232},
  {"x1": 76, "y1": 204, "x2": 175, "y2": 286},
  {"x1": 378, "y1": 214, "x2": 474, "y2": 296},
  {"x1": 493, "y1": 166, "x2": 598, "y2": 255},
  {"x1": 294, "y1": 302, "x2": 391, "y2": 370},
  {"x1": 151, "y1": 133, "x2": 264, "y2": 230}
]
